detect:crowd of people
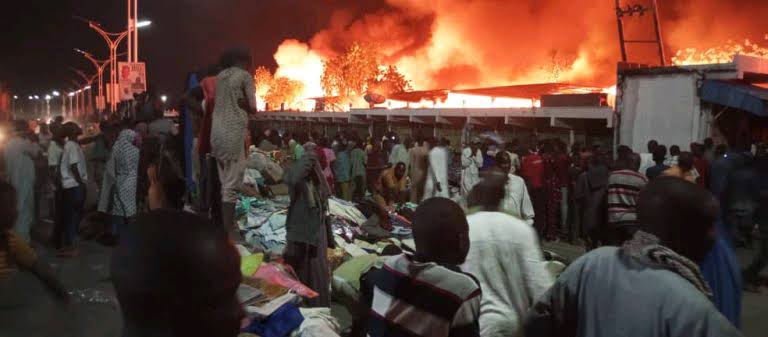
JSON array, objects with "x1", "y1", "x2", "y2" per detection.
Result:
[{"x1": 0, "y1": 46, "x2": 766, "y2": 337}]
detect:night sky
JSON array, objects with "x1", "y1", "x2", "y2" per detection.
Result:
[{"x1": 0, "y1": 0, "x2": 386, "y2": 98}]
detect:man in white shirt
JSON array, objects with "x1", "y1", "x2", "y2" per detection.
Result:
[
  {"x1": 424, "y1": 138, "x2": 450, "y2": 200},
  {"x1": 496, "y1": 152, "x2": 535, "y2": 225},
  {"x1": 57, "y1": 122, "x2": 88, "y2": 257},
  {"x1": 461, "y1": 138, "x2": 483, "y2": 196},
  {"x1": 463, "y1": 173, "x2": 553, "y2": 337},
  {"x1": 3, "y1": 121, "x2": 41, "y2": 242}
]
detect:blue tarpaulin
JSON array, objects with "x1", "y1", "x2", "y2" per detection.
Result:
[{"x1": 701, "y1": 79, "x2": 768, "y2": 117}]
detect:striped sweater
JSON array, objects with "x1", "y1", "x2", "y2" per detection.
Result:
[
  {"x1": 368, "y1": 254, "x2": 482, "y2": 337},
  {"x1": 607, "y1": 170, "x2": 648, "y2": 227}
]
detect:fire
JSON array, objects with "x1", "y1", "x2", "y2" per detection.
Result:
[
  {"x1": 258, "y1": 1, "x2": 767, "y2": 111},
  {"x1": 376, "y1": 92, "x2": 540, "y2": 110},
  {"x1": 672, "y1": 36, "x2": 768, "y2": 66}
]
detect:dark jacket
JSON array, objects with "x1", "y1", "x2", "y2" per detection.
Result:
[
  {"x1": 575, "y1": 164, "x2": 609, "y2": 233},
  {"x1": 283, "y1": 154, "x2": 334, "y2": 248}
]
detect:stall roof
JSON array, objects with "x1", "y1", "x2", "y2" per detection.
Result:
[{"x1": 701, "y1": 79, "x2": 768, "y2": 117}]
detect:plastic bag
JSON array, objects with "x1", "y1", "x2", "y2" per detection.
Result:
[{"x1": 253, "y1": 263, "x2": 319, "y2": 299}]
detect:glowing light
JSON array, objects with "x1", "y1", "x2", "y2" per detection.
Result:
[
  {"x1": 45, "y1": 95, "x2": 51, "y2": 100},
  {"x1": 52, "y1": 91, "x2": 60, "y2": 96},
  {"x1": 672, "y1": 38, "x2": 768, "y2": 66},
  {"x1": 28, "y1": 96, "x2": 33, "y2": 100},
  {"x1": 84, "y1": 86, "x2": 91, "y2": 90},
  {"x1": 136, "y1": 20, "x2": 152, "y2": 28},
  {"x1": 13, "y1": 95, "x2": 18, "y2": 99},
  {"x1": 161, "y1": 95, "x2": 167, "y2": 103},
  {"x1": 68, "y1": 93, "x2": 75, "y2": 97},
  {"x1": 34, "y1": 95, "x2": 39, "y2": 99}
]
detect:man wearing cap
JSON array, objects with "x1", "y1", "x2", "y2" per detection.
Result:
[{"x1": 3, "y1": 120, "x2": 41, "y2": 242}]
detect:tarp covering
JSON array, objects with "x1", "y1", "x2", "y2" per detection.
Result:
[{"x1": 701, "y1": 79, "x2": 768, "y2": 117}]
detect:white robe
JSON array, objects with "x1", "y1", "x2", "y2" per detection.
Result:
[
  {"x1": 501, "y1": 174, "x2": 535, "y2": 225},
  {"x1": 461, "y1": 212, "x2": 554, "y2": 337},
  {"x1": 423, "y1": 146, "x2": 449, "y2": 199},
  {"x1": 389, "y1": 143, "x2": 409, "y2": 168},
  {"x1": 461, "y1": 147, "x2": 483, "y2": 196}
]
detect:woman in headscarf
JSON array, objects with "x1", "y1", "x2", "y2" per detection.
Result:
[{"x1": 99, "y1": 128, "x2": 140, "y2": 241}]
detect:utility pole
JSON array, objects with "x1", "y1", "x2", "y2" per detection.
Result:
[
  {"x1": 75, "y1": 48, "x2": 121, "y2": 114},
  {"x1": 614, "y1": 0, "x2": 666, "y2": 66},
  {"x1": 71, "y1": 67, "x2": 97, "y2": 117}
]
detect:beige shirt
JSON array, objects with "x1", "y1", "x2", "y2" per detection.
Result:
[{"x1": 211, "y1": 67, "x2": 257, "y2": 161}]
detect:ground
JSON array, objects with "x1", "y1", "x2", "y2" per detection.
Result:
[{"x1": 1, "y1": 221, "x2": 766, "y2": 337}]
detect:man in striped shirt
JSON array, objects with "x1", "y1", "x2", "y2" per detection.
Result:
[
  {"x1": 367, "y1": 198, "x2": 482, "y2": 337},
  {"x1": 607, "y1": 149, "x2": 648, "y2": 245}
]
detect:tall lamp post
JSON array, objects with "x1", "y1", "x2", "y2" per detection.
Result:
[
  {"x1": 83, "y1": 19, "x2": 151, "y2": 113},
  {"x1": 74, "y1": 49, "x2": 123, "y2": 114}
]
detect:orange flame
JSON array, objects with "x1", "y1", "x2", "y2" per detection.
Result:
[{"x1": 672, "y1": 36, "x2": 768, "y2": 66}]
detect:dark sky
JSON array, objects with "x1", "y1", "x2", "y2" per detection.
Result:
[{"x1": 0, "y1": 0, "x2": 384, "y2": 97}]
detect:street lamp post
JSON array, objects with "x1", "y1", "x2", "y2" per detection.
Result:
[
  {"x1": 84, "y1": 20, "x2": 151, "y2": 113},
  {"x1": 75, "y1": 49, "x2": 118, "y2": 114}
]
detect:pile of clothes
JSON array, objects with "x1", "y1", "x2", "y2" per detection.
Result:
[{"x1": 237, "y1": 247, "x2": 342, "y2": 337}]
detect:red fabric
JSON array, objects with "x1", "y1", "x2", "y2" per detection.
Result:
[
  {"x1": 521, "y1": 153, "x2": 545, "y2": 189},
  {"x1": 198, "y1": 76, "x2": 217, "y2": 156},
  {"x1": 693, "y1": 157, "x2": 710, "y2": 187},
  {"x1": 553, "y1": 153, "x2": 571, "y2": 188}
]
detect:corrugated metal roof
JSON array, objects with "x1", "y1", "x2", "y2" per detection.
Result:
[{"x1": 701, "y1": 79, "x2": 768, "y2": 117}]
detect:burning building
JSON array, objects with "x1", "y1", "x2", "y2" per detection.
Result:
[{"x1": 250, "y1": 0, "x2": 768, "y2": 148}]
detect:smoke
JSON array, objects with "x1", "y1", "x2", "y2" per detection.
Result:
[{"x1": 275, "y1": 0, "x2": 768, "y2": 90}]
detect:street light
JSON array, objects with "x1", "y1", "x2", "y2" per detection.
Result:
[
  {"x1": 136, "y1": 20, "x2": 151, "y2": 28},
  {"x1": 161, "y1": 95, "x2": 167, "y2": 103},
  {"x1": 52, "y1": 91, "x2": 60, "y2": 97},
  {"x1": 83, "y1": 19, "x2": 151, "y2": 113}
]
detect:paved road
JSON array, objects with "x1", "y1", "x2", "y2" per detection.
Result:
[{"x1": 1, "y1": 226, "x2": 766, "y2": 337}]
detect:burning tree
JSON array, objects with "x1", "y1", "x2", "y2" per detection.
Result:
[
  {"x1": 369, "y1": 65, "x2": 412, "y2": 96},
  {"x1": 321, "y1": 42, "x2": 412, "y2": 109},
  {"x1": 253, "y1": 66, "x2": 306, "y2": 110},
  {"x1": 253, "y1": 66, "x2": 273, "y2": 98},
  {"x1": 265, "y1": 77, "x2": 305, "y2": 110}
]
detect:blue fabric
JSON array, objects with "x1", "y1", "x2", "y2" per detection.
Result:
[
  {"x1": 701, "y1": 79, "x2": 768, "y2": 117},
  {"x1": 242, "y1": 302, "x2": 304, "y2": 337},
  {"x1": 700, "y1": 219, "x2": 742, "y2": 328},
  {"x1": 184, "y1": 73, "x2": 200, "y2": 193}
]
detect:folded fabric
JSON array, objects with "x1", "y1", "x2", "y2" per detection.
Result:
[
  {"x1": 333, "y1": 254, "x2": 379, "y2": 290},
  {"x1": 290, "y1": 307, "x2": 342, "y2": 337},
  {"x1": 242, "y1": 302, "x2": 304, "y2": 337},
  {"x1": 238, "y1": 284, "x2": 265, "y2": 304},
  {"x1": 253, "y1": 263, "x2": 319, "y2": 299},
  {"x1": 334, "y1": 236, "x2": 369, "y2": 257},
  {"x1": 245, "y1": 292, "x2": 300, "y2": 319},
  {"x1": 242, "y1": 253, "x2": 265, "y2": 276},
  {"x1": 328, "y1": 197, "x2": 368, "y2": 225}
]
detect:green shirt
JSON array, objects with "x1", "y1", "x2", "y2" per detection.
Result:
[
  {"x1": 294, "y1": 143, "x2": 305, "y2": 161},
  {"x1": 351, "y1": 148, "x2": 367, "y2": 177}
]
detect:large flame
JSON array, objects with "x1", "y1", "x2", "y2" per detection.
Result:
[
  {"x1": 262, "y1": 0, "x2": 767, "y2": 111},
  {"x1": 672, "y1": 36, "x2": 768, "y2": 66}
]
